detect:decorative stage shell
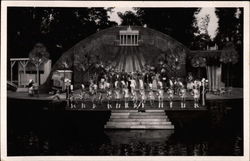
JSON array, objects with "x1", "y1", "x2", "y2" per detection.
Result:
[{"x1": 42, "y1": 26, "x2": 188, "y2": 88}]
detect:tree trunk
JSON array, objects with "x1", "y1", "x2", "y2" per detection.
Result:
[
  {"x1": 227, "y1": 63, "x2": 230, "y2": 87},
  {"x1": 36, "y1": 65, "x2": 39, "y2": 85},
  {"x1": 197, "y1": 67, "x2": 201, "y2": 79}
]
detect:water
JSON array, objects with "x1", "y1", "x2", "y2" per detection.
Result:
[{"x1": 7, "y1": 99, "x2": 243, "y2": 156}]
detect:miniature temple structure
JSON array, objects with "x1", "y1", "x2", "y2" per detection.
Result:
[{"x1": 119, "y1": 26, "x2": 139, "y2": 46}]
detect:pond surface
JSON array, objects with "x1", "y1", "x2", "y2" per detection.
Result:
[{"x1": 7, "y1": 99, "x2": 243, "y2": 156}]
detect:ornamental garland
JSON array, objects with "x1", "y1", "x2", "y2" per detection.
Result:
[
  {"x1": 167, "y1": 54, "x2": 182, "y2": 70},
  {"x1": 165, "y1": 46, "x2": 185, "y2": 70},
  {"x1": 191, "y1": 56, "x2": 206, "y2": 68},
  {"x1": 220, "y1": 42, "x2": 238, "y2": 64}
]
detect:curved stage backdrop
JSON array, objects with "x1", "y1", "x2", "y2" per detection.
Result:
[{"x1": 45, "y1": 26, "x2": 189, "y2": 87}]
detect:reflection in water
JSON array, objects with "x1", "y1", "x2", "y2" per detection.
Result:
[
  {"x1": 105, "y1": 130, "x2": 174, "y2": 144},
  {"x1": 103, "y1": 130, "x2": 174, "y2": 155}
]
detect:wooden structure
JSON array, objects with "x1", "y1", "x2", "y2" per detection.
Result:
[{"x1": 10, "y1": 58, "x2": 51, "y2": 87}]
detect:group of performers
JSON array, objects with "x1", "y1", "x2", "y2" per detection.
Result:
[{"x1": 66, "y1": 71, "x2": 208, "y2": 109}]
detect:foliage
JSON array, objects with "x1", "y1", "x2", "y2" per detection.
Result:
[
  {"x1": 8, "y1": 7, "x2": 117, "y2": 65},
  {"x1": 165, "y1": 47, "x2": 185, "y2": 71},
  {"x1": 135, "y1": 8, "x2": 200, "y2": 47},
  {"x1": 191, "y1": 56, "x2": 206, "y2": 68},
  {"x1": 29, "y1": 43, "x2": 49, "y2": 66},
  {"x1": 214, "y1": 8, "x2": 243, "y2": 49},
  {"x1": 191, "y1": 13, "x2": 212, "y2": 50},
  {"x1": 220, "y1": 42, "x2": 238, "y2": 64},
  {"x1": 73, "y1": 53, "x2": 98, "y2": 72},
  {"x1": 118, "y1": 11, "x2": 143, "y2": 26}
]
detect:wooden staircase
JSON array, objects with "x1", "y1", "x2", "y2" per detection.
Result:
[{"x1": 105, "y1": 110, "x2": 174, "y2": 129}]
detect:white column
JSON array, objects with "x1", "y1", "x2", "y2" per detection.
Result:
[
  {"x1": 133, "y1": 35, "x2": 135, "y2": 45},
  {"x1": 126, "y1": 35, "x2": 127, "y2": 45},
  {"x1": 130, "y1": 35, "x2": 133, "y2": 45},
  {"x1": 136, "y1": 35, "x2": 138, "y2": 45},
  {"x1": 131, "y1": 35, "x2": 133, "y2": 45},
  {"x1": 120, "y1": 35, "x2": 122, "y2": 45}
]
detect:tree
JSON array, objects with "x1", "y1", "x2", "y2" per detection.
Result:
[
  {"x1": 191, "y1": 14, "x2": 212, "y2": 50},
  {"x1": 117, "y1": 11, "x2": 142, "y2": 26},
  {"x1": 214, "y1": 8, "x2": 241, "y2": 48},
  {"x1": 136, "y1": 8, "x2": 199, "y2": 47},
  {"x1": 29, "y1": 43, "x2": 50, "y2": 85},
  {"x1": 214, "y1": 8, "x2": 243, "y2": 87},
  {"x1": 7, "y1": 7, "x2": 117, "y2": 67}
]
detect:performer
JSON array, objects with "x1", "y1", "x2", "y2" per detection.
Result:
[
  {"x1": 176, "y1": 78, "x2": 184, "y2": 95},
  {"x1": 114, "y1": 80, "x2": 121, "y2": 90},
  {"x1": 179, "y1": 85, "x2": 187, "y2": 108},
  {"x1": 169, "y1": 78, "x2": 174, "y2": 90},
  {"x1": 131, "y1": 89, "x2": 138, "y2": 108},
  {"x1": 200, "y1": 78, "x2": 208, "y2": 106},
  {"x1": 152, "y1": 76, "x2": 158, "y2": 90},
  {"x1": 193, "y1": 84, "x2": 200, "y2": 108},
  {"x1": 64, "y1": 78, "x2": 71, "y2": 100},
  {"x1": 167, "y1": 86, "x2": 174, "y2": 108},
  {"x1": 173, "y1": 78, "x2": 178, "y2": 95},
  {"x1": 80, "y1": 84, "x2": 87, "y2": 109},
  {"x1": 98, "y1": 78, "x2": 105, "y2": 104},
  {"x1": 114, "y1": 85, "x2": 121, "y2": 109},
  {"x1": 138, "y1": 77, "x2": 144, "y2": 90},
  {"x1": 89, "y1": 82, "x2": 98, "y2": 109},
  {"x1": 148, "y1": 84, "x2": 155, "y2": 107},
  {"x1": 186, "y1": 72, "x2": 194, "y2": 92},
  {"x1": 52, "y1": 90, "x2": 61, "y2": 103},
  {"x1": 69, "y1": 92, "x2": 76, "y2": 109},
  {"x1": 130, "y1": 77, "x2": 136, "y2": 92},
  {"x1": 161, "y1": 73, "x2": 168, "y2": 91},
  {"x1": 138, "y1": 88, "x2": 146, "y2": 109},
  {"x1": 106, "y1": 82, "x2": 113, "y2": 109},
  {"x1": 123, "y1": 84, "x2": 130, "y2": 109},
  {"x1": 28, "y1": 79, "x2": 34, "y2": 96},
  {"x1": 157, "y1": 81, "x2": 164, "y2": 109}
]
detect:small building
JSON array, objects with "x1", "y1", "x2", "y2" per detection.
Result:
[
  {"x1": 51, "y1": 70, "x2": 73, "y2": 90},
  {"x1": 9, "y1": 58, "x2": 51, "y2": 88}
]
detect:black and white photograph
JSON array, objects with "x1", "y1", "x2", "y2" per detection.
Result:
[{"x1": 1, "y1": 1, "x2": 249, "y2": 161}]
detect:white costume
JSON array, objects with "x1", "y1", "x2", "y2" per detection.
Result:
[{"x1": 167, "y1": 88, "x2": 174, "y2": 108}]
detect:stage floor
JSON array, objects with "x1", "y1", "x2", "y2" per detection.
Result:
[{"x1": 7, "y1": 87, "x2": 243, "y2": 103}]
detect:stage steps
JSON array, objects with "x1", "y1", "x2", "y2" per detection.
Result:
[{"x1": 105, "y1": 110, "x2": 174, "y2": 129}]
